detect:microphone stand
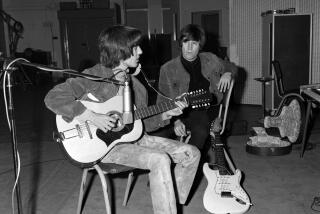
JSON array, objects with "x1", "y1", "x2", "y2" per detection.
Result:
[
  {"x1": 2, "y1": 61, "x2": 23, "y2": 214},
  {"x1": 0, "y1": 57, "x2": 125, "y2": 214},
  {"x1": 0, "y1": 57, "x2": 125, "y2": 85}
]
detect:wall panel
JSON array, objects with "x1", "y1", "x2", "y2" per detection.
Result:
[
  {"x1": 299, "y1": 0, "x2": 320, "y2": 83},
  {"x1": 230, "y1": 0, "x2": 300, "y2": 104}
]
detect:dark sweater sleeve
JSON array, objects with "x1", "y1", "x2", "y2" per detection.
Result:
[{"x1": 222, "y1": 59, "x2": 238, "y2": 79}]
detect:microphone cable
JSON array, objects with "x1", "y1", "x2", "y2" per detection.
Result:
[
  {"x1": 139, "y1": 68, "x2": 174, "y2": 101},
  {"x1": 1, "y1": 57, "x2": 27, "y2": 214}
]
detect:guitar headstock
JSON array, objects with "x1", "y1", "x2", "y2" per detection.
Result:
[
  {"x1": 210, "y1": 117, "x2": 222, "y2": 137},
  {"x1": 182, "y1": 89, "x2": 213, "y2": 109}
]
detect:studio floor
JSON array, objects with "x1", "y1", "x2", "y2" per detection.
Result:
[{"x1": 0, "y1": 83, "x2": 320, "y2": 214}]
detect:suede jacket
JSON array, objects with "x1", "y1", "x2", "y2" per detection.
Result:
[
  {"x1": 44, "y1": 64, "x2": 166, "y2": 133},
  {"x1": 158, "y1": 52, "x2": 237, "y2": 105}
]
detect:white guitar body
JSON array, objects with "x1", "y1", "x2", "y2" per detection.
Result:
[
  {"x1": 203, "y1": 163, "x2": 250, "y2": 214},
  {"x1": 55, "y1": 90, "x2": 212, "y2": 166},
  {"x1": 56, "y1": 96, "x2": 143, "y2": 165}
]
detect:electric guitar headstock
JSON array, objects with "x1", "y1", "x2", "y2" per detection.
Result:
[{"x1": 210, "y1": 117, "x2": 222, "y2": 137}]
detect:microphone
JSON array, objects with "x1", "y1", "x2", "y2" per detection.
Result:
[{"x1": 122, "y1": 75, "x2": 133, "y2": 124}]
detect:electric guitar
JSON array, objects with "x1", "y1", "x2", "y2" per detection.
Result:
[
  {"x1": 55, "y1": 90, "x2": 212, "y2": 167},
  {"x1": 203, "y1": 118, "x2": 251, "y2": 214}
]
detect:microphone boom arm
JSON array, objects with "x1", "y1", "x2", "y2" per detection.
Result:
[{"x1": 1, "y1": 57, "x2": 124, "y2": 85}]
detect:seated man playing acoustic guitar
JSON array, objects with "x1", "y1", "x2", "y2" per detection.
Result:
[{"x1": 44, "y1": 25, "x2": 200, "y2": 214}]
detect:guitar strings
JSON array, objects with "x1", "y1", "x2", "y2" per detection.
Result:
[{"x1": 209, "y1": 163, "x2": 232, "y2": 175}]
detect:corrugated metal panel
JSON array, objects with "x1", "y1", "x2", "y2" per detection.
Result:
[{"x1": 230, "y1": 0, "x2": 261, "y2": 104}]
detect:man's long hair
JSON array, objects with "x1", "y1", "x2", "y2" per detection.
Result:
[
  {"x1": 98, "y1": 25, "x2": 142, "y2": 68},
  {"x1": 179, "y1": 24, "x2": 206, "y2": 49}
]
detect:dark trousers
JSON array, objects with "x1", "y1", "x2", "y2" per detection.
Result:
[
  {"x1": 150, "y1": 109, "x2": 216, "y2": 152},
  {"x1": 182, "y1": 110, "x2": 210, "y2": 150}
]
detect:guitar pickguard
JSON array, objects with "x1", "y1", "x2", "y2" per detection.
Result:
[
  {"x1": 96, "y1": 124, "x2": 134, "y2": 146},
  {"x1": 203, "y1": 163, "x2": 251, "y2": 214}
]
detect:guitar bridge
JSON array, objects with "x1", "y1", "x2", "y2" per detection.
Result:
[{"x1": 76, "y1": 124, "x2": 83, "y2": 138}]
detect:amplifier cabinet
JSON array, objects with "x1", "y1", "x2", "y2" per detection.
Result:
[{"x1": 261, "y1": 13, "x2": 312, "y2": 111}]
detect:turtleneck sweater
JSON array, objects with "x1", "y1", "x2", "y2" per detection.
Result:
[{"x1": 180, "y1": 56, "x2": 210, "y2": 92}]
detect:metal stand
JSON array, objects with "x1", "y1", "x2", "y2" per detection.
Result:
[
  {"x1": 254, "y1": 77, "x2": 274, "y2": 120},
  {"x1": 5, "y1": 67, "x2": 23, "y2": 214},
  {"x1": 0, "y1": 57, "x2": 128, "y2": 214}
]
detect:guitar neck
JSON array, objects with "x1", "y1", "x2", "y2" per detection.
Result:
[
  {"x1": 134, "y1": 100, "x2": 176, "y2": 120},
  {"x1": 213, "y1": 134, "x2": 229, "y2": 175}
]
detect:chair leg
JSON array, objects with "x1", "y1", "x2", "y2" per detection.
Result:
[
  {"x1": 77, "y1": 168, "x2": 89, "y2": 214},
  {"x1": 122, "y1": 171, "x2": 134, "y2": 206},
  {"x1": 94, "y1": 165, "x2": 112, "y2": 214}
]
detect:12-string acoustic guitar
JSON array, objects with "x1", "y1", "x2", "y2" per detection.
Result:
[
  {"x1": 203, "y1": 118, "x2": 251, "y2": 214},
  {"x1": 55, "y1": 90, "x2": 212, "y2": 167}
]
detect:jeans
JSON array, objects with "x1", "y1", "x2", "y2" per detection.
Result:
[{"x1": 101, "y1": 134, "x2": 201, "y2": 214}]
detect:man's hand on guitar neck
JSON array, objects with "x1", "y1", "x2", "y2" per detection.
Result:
[
  {"x1": 161, "y1": 100, "x2": 188, "y2": 120},
  {"x1": 74, "y1": 109, "x2": 117, "y2": 133}
]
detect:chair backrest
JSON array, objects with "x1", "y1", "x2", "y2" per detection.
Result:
[
  {"x1": 218, "y1": 79, "x2": 235, "y2": 135},
  {"x1": 271, "y1": 60, "x2": 285, "y2": 97}
]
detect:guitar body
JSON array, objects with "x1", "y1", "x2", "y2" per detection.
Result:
[
  {"x1": 203, "y1": 118, "x2": 251, "y2": 214},
  {"x1": 55, "y1": 90, "x2": 212, "y2": 167},
  {"x1": 203, "y1": 163, "x2": 250, "y2": 214},
  {"x1": 56, "y1": 96, "x2": 143, "y2": 166}
]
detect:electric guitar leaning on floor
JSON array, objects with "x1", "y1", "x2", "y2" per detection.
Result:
[
  {"x1": 203, "y1": 118, "x2": 251, "y2": 214},
  {"x1": 55, "y1": 90, "x2": 212, "y2": 167}
]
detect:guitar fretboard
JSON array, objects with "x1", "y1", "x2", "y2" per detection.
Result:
[
  {"x1": 134, "y1": 100, "x2": 176, "y2": 120},
  {"x1": 213, "y1": 134, "x2": 229, "y2": 175}
]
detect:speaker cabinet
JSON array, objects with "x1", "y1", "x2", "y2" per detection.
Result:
[{"x1": 262, "y1": 13, "x2": 312, "y2": 111}]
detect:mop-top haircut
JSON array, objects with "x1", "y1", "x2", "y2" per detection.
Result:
[
  {"x1": 98, "y1": 25, "x2": 143, "y2": 68},
  {"x1": 179, "y1": 24, "x2": 206, "y2": 49}
]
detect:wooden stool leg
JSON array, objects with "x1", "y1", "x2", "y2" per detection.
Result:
[
  {"x1": 94, "y1": 165, "x2": 112, "y2": 214},
  {"x1": 122, "y1": 171, "x2": 134, "y2": 206},
  {"x1": 77, "y1": 168, "x2": 89, "y2": 214}
]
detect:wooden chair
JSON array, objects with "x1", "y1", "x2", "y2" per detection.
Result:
[
  {"x1": 271, "y1": 60, "x2": 305, "y2": 116},
  {"x1": 217, "y1": 79, "x2": 235, "y2": 135},
  {"x1": 77, "y1": 163, "x2": 134, "y2": 214}
]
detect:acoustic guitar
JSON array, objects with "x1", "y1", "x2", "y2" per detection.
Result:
[
  {"x1": 55, "y1": 90, "x2": 212, "y2": 167},
  {"x1": 203, "y1": 118, "x2": 251, "y2": 214}
]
